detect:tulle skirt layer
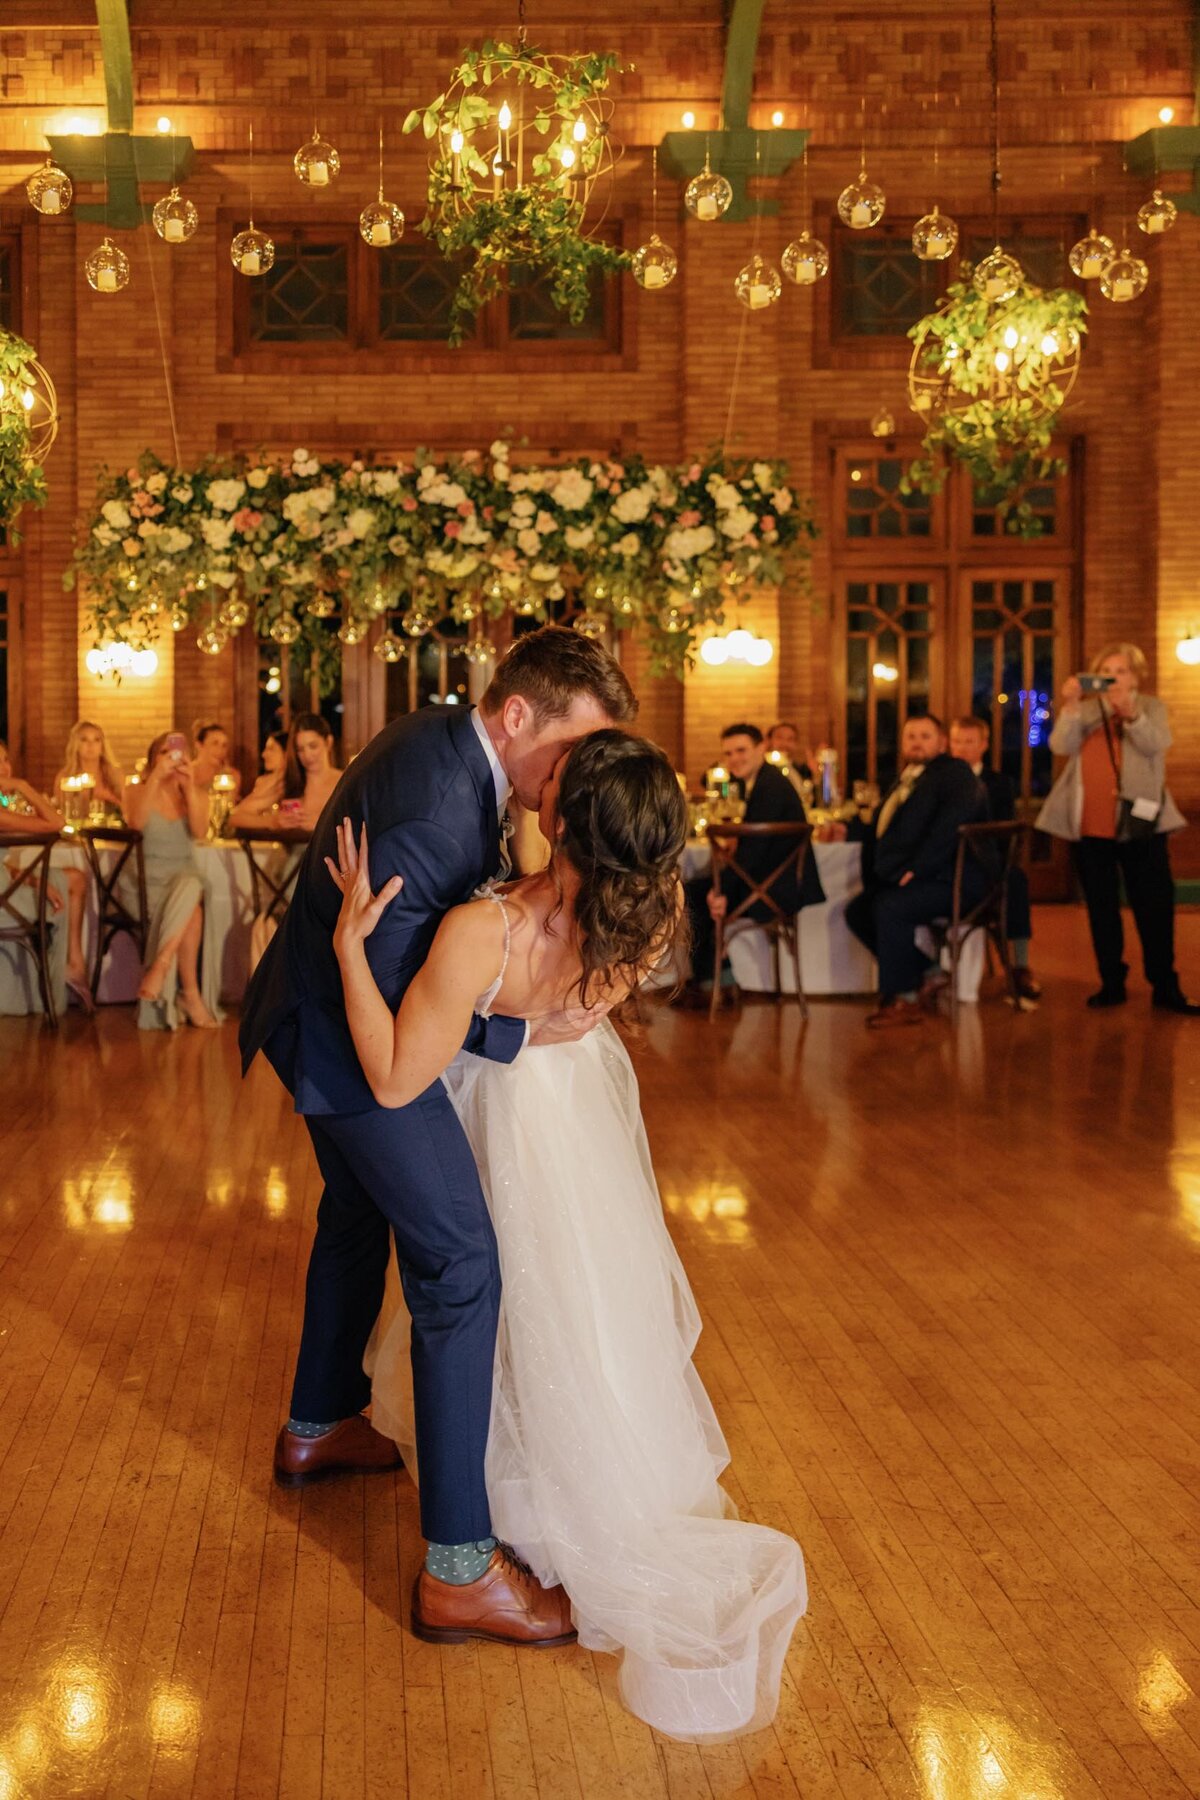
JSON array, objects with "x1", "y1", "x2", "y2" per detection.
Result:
[{"x1": 368, "y1": 1023, "x2": 806, "y2": 1740}]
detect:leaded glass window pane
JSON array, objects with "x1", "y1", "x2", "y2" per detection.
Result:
[{"x1": 248, "y1": 240, "x2": 349, "y2": 342}]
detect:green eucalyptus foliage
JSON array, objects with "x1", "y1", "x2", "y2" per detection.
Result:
[
  {"x1": 904, "y1": 270, "x2": 1088, "y2": 538},
  {"x1": 0, "y1": 331, "x2": 50, "y2": 541}
]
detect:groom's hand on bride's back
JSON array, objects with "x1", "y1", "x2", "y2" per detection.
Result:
[{"x1": 528, "y1": 1002, "x2": 611, "y2": 1047}]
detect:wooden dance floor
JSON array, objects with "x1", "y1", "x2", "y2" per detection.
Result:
[{"x1": 2, "y1": 906, "x2": 1199, "y2": 1800}]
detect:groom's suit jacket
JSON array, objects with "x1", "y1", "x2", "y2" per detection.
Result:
[{"x1": 239, "y1": 704, "x2": 525, "y2": 1115}]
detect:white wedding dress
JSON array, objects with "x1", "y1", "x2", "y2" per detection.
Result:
[{"x1": 366, "y1": 888, "x2": 806, "y2": 1741}]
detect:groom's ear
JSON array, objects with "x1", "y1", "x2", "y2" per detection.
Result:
[{"x1": 497, "y1": 693, "x2": 532, "y2": 741}]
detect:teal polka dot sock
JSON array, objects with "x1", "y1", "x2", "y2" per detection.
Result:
[
  {"x1": 424, "y1": 1538, "x2": 497, "y2": 1585},
  {"x1": 286, "y1": 1418, "x2": 338, "y2": 1439}
]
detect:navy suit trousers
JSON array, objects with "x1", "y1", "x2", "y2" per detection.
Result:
[{"x1": 290, "y1": 1089, "x2": 500, "y2": 1545}]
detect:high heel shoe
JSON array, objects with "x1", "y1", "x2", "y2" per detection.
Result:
[
  {"x1": 65, "y1": 974, "x2": 95, "y2": 1015},
  {"x1": 179, "y1": 991, "x2": 220, "y2": 1029}
]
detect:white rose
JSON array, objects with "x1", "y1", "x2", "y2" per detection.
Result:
[
  {"x1": 210, "y1": 569, "x2": 237, "y2": 589},
  {"x1": 518, "y1": 528, "x2": 542, "y2": 556},
  {"x1": 535, "y1": 510, "x2": 555, "y2": 536},
  {"x1": 771, "y1": 487, "x2": 794, "y2": 515},
  {"x1": 664, "y1": 524, "x2": 715, "y2": 561},
  {"x1": 372, "y1": 469, "x2": 400, "y2": 496},
  {"x1": 101, "y1": 499, "x2": 132, "y2": 530},
  {"x1": 550, "y1": 469, "x2": 594, "y2": 510},
  {"x1": 417, "y1": 463, "x2": 438, "y2": 488},
  {"x1": 565, "y1": 524, "x2": 595, "y2": 550},
  {"x1": 752, "y1": 461, "x2": 775, "y2": 492},
  {"x1": 511, "y1": 495, "x2": 536, "y2": 519},
  {"x1": 260, "y1": 551, "x2": 281, "y2": 569},
  {"x1": 460, "y1": 517, "x2": 491, "y2": 546},
  {"x1": 346, "y1": 507, "x2": 376, "y2": 539},
  {"x1": 246, "y1": 467, "x2": 271, "y2": 490},
  {"x1": 387, "y1": 533, "x2": 409, "y2": 555},
  {"x1": 611, "y1": 485, "x2": 651, "y2": 524},
  {"x1": 531, "y1": 561, "x2": 560, "y2": 582},
  {"x1": 493, "y1": 462, "x2": 510, "y2": 484},
  {"x1": 719, "y1": 505, "x2": 756, "y2": 540},
  {"x1": 136, "y1": 520, "x2": 160, "y2": 539},
  {"x1": 490, "y1": 439, "x2": 509, "y2": 460},
  {"x1": 170, "y1": 485, "x2": 193, "y2": 504},
  {"x1": 307, "y1": 486, "x2": 336, "y2": 514},
  {"x1": 161, "y1": 527, "x2": 193, "y2": 554},
  {"x1": 206, "y1": 477, "x2": 247, "y2": 512},
  {"x1": 507, "y1": 471, "x2": 529, "y2": 492},
  {"x1": 201, "y1": 517, "x2": 235, "y2": 551},
  {"x1": 713, "y1": 482, "x2": 741, "y2": 512},
  {"x1": 93, "y1": 523, "x2": 118, "y2": 545},
  {"x1": 617, "y1": 531, "x2": 641, "y2": 557},
  {"x1": 145, "y1": 472, "x2": 168, "y2": 495}
]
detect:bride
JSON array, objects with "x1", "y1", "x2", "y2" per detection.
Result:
[{"x1": 326, "y1": 726, "x2": 806, "y2": 1741}]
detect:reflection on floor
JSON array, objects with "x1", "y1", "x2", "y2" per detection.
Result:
[{"x1": 1, "y1": 906, "x2": 1198, "y2": 1799}]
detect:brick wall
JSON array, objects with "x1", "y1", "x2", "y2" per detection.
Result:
[{"x1": 1, "y1": 1, "x2": 1197, "y2": 867}]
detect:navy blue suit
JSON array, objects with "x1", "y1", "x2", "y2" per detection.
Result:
[{"x1": 239, "y1": 705, "x2": 524, "y2": 1543}]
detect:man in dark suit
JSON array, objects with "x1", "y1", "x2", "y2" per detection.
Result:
[
  {"x1": 949, "y1": 714, "x2": 1041, "y2": 1007},
  {"x1": 679, "y1": 720, "x2": 823, "y2": 1001},
  {"x1": 838, "y1": 713, "x2": 985, "y2": 1028},
  {"x1": 240, "y1": 627, "x2": 635, "y2": 1646}
]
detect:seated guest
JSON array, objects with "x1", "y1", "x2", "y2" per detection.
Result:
[
  {"x1": 839, "y1": 713, "x2": 984, "y2": 1029},
  {"x1": 125, "y1": 732, "x2": 221, "y2": 1030},
  {"x1": 54, "y1": 718, "x2": 126, "y2": 814},
  {"x1": 765, "y1": 720, "x2": 814, "y2": 791},
  {"x1": 0, "y1": 739, "x2": 86, "y2": 1008},
  {"x1": 53, "y1": 719, "x2": 127, "y2": 1010},
  {"x1": 948, "y1": 715, "x2": 1041, "y2": 1007},
  {"x1": 239, "y1": 731, "x2": 288, "y2": 812},
  {"x1": 190, "y1": 720, "x2": 240, "y2": 796},
  {"x1": 679, "y1": 721, "x2": 823, "y2": 1003},
  {"x1": 231, "y1": 712, "x2": 339, "y2": 831}
]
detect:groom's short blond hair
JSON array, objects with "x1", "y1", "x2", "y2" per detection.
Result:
[{"x1": 481, "y1": 625, "x2": 638, "y2": 725}]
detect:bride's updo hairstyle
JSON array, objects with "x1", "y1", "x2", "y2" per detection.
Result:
[{"x1": 553, "y1": 729, "x2": 688, "y2": 1005}]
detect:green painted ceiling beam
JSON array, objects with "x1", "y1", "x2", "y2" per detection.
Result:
[
  {"x1": 46, "y1": 0, "x2": 195, "y2": 227},
  {"x1": 659, "y1": 0, "x2": 806, "y2": 220}
]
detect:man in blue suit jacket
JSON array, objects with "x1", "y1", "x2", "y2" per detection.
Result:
[{"x1": 240, "y1": 626, "x2": 636, "y2": 1645}]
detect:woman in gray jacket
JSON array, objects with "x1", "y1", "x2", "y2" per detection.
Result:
[{"x1": 1037, "y1": 642, "x2": 1195, "y2": 1012}]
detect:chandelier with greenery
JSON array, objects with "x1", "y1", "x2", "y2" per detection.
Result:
[
  {"x1": 403, "y1": 12, "x2": 628, "y2": 345},
  {"x1": 0, "y1": 330, "x2": 57, "y2": 538}
]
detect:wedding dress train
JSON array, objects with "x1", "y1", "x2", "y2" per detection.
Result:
[{"x1": 368, "y1": 955, "x2": 805, "y2": 1740}]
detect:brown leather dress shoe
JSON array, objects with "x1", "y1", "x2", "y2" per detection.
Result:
[
  {"x1": 273, "y1": 1415, "x2": 403, "y2": 1488},
  {"x1": 412, "y1": 1546, "x2": 577, "y2": 1649},
  {"x1": 866, "y1": 996, "x2": 926, "y2": 1030}
]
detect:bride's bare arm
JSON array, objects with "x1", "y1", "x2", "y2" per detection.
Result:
[{"x1": 328, "y1": 819, "x2": 505, "y2": 1108}]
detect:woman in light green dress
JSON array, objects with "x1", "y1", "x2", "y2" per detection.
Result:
[{"x1": 124, "y1": 732, "x2": 222, "y2": 1031}]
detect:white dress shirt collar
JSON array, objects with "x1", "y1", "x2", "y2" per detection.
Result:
[{"x1": 470, "y1": 705, "x2": 510, "y2": 820}]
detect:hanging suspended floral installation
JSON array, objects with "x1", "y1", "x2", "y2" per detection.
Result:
[
  {"x1": 0, "y1": 329, "x2": 58, "y2": 537},
  {"x1": 68, "y1": 443, "x2": 815, "y2": 682},
  {"x1": 903, "y1": 269, "x2": 1086, "y2": 536},
  {"x1": 403, "y1": 34, "x2": 630, "y2": 344}
]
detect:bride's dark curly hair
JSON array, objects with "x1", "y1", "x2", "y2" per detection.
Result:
[{"x1": 551, "y1": 729, "x2": 689, "y2": 1005}]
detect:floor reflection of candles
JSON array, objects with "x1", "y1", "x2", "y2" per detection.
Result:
[
  {"x1": 913, "y1": 1708, "x2": 1065, "y2": 1800},
  {"x1": 62, "y1": 1171, "x2": 134, "y2": 1231},
  {"x1": 265, "y1": 1166, "x2": 289, "y2": 1217},
  {"x1": 148, "y1": 1679, "x2": 201, "y2": 1755}
]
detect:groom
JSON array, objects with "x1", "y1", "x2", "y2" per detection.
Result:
[{"x1": 240, "y1": 626, "x2": 637, "y2": 1644}]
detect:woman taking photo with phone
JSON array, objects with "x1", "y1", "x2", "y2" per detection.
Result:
[
  {"x1": 124, "y1": 730, "x2": 222, "y2": 1030},
  {"x1": 1037, "y1": 642, "x2": 1195, "y2": 1012}
]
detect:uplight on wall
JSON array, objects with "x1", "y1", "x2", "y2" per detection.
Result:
[
  {"x1": 85, "y1": 643, "x2": 159, "y2": 678},
  {"x1": 1176, "y1": 629, "x2": 1200, "y2": 666},
  {"x1": 700, "y1": 628, "x2": 774, "y2": 667}
]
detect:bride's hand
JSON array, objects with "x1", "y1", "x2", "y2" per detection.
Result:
[
  {"x1": 326, "y1": 818, "x2": 403, "y2": 950},
  {"x1": 528, "y1": 1000, "x2": 611, "y2": 1047}
]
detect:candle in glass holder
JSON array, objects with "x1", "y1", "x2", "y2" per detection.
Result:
[
  {"x1": 308, "y1": 159, "x2": 329, "y2": 186},
  {"x1": 240, "y1": 248, "x2": 261, "y2": 276},
  {"x1": 850, "y1": 201, "x2": 872, "y2": 228},
  {"x1": 643, "y1": 263, "x2": 667, "y2": 290},
  {"x1": 43, "y1": 189, "x2": 62, "y2": 216},
  {"x1": 696, "y1": 194, "x2": 718, "y2": 221},
  {"x1": 369, "y1": 218, "x2": 391, "y2": 247},
  {"x1": 97, "y1": 266, "x2": 118, "y2": 293},
  {"x1": 749, "y1": 281, "x2": 771, "y2": 309},
  {"x1": 163, "y1": 216, "x2": 186, "y2": 243}
]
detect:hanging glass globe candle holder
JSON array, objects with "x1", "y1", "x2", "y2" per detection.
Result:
[
  {"x1": 306, "y1": 593, "x2": 336, "y2": 619},
  {"x1": 837, "y1": 171, "x2": 886, "y2": 230},
  {"x1": 152, "y1": 188, "x2": 199, "y2": 245},
  {"x1": 912, "y1": 205, "x2": 959, "y2": 261},
  {"x1": 360, "y1": 197, "x2": 405, "y2": 249},
  {"x1": 269, "y1": 612, "x2": 302, "y2": 645},
  {"x1": 401, "y1": 607, "x2": 433, "y2": 637},
  {"x1": 1068, "y1": 227, "x2": 1115, "y2": 281},
  {"x1": 1099, "y1": 246, "x2": 1149, "y2": 304},
  {"x1": 367, "y1": 586, "x2": 391, "y2": 616},
  {"x1": 631, "y1": 234, "x2": 678, "y2": 290},
  {"x1": 337, "y1": 617, "x2": 368, "y2": 646},
  {"x1": 231, "y1": 223, "x2": 274, "y2": 278},
  {"x1": 196, "y1": 623, "x2": 228, "y2": 656},
  {"x1": 464, "y1": 635, "x2": 497, "y2": 666},
  {"x1": 870, "y1": 404, "x2": 896, "y2": 439},
  {"x1": 734, "y1": 254, "x2": 782, "y2": 311},
  {"x1": 685, "y1": 155, "x2": 733, "y2": 222},
  {"x1": 85, "y1": 237, "x2": 130, "y2": 294},
  {"x1": 973, "y1": 245, "x2": 1023, "y2": 302},
  {"x1": 612, "y1": 592, "x2": 638, "y2": 619},
  {"x1": 169, "y1": 605, "x2": 189, "y2": 633},
  {"x1": 1137, "y1": 189, "x2": 1177, "y2": 236},
  {"x1": 661, "y1": 602, "x2": 690, "y2": 634},
  {"x1": 781, "y1": 230, "x2": 829, "y2": 286},
  {"x1": 572, "y1": 611, "x2": 608, "y2": 639},
  {"x1": 27, "y1": 157, "x2": 73, "y2": 216},
  {"x1": 374, "y1": 630, "x2": 407, "y2": 663},
  {"x1": 218, "y1": 596, "x2": 250, "y2": 630},
  {"x1": 294, "y1": 129, "x2": 340, "y2": 187}
]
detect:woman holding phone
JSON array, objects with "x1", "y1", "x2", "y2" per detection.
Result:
[
  {"x1": 124, "y1": 730, "x2": 222, "y2": 1029},
  {"x1": 1037, "y1": 642, "x2": 1195, "y2": 1012}
]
